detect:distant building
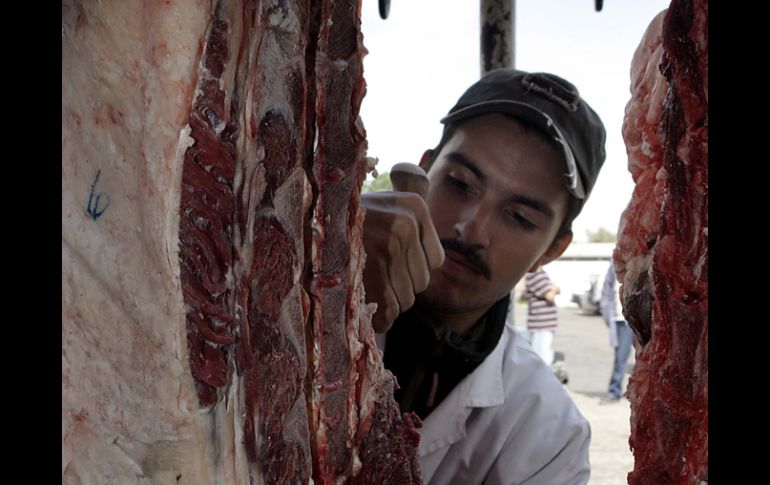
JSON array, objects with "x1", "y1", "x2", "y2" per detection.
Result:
[{"x1": 557, "y1": 242, "x2": 615, "y2": 261}]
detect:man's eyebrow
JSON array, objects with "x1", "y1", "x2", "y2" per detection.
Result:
[
  {"x1": 446, "y1": 151, "x2": 486, "y2": 183},
  {"x1": 446, "y1": 150, "x2": 555, "y2": 219}
]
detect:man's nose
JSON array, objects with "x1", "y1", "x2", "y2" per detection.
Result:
[{"x1": 453, "y1": 203, "x2": 494, "y2": 248}]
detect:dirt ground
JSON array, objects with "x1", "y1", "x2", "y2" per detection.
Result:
[{"x1": 511, "y1": 302, "x2": 635, "y2": 485}]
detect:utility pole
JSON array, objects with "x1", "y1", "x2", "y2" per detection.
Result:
[{"x1": 480, "y1": 0, "x2": 515, "y2": 74}]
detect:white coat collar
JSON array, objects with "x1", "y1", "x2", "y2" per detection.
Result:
[{"x1": 417, "y1": 325, "x2": 510, "y2": 457}]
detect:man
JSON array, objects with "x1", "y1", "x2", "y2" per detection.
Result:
[
  {"x1": 524, "y1": 266, "x2": 561, "y2": 365},
  {"x1": 362, "y1": 68, "x2": 606, "y2": 484},
  {"x1": 599, "y1": 259, "x2": 634, "y2": 403}
]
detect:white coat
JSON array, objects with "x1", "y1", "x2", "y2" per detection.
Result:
[{"x1": 386, "y1": 323, "x2": 592, "y2": 485}]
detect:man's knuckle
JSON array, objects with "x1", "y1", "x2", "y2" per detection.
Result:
[
  {"x1": 403, "y1": 291, "x2": 415, "y2": 310},
  {"x1": 384, "y1": 301, "x2": 400, "y2": 324},
  {"x1": 393, "y1": 214, "x2": 420, "y2": 246},
  {"x1": 386, "y1": 232, "x2": 402, "y2": 255},
  {"x1": 405, "y1": 192, "x2": 424, "y2": 206},
  {"x1": 414, "y1": 276, "x2": 429, "y2": 294}
]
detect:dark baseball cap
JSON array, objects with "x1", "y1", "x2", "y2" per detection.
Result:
[{"x1": 441, "y1": 69, "x2": 606, "y2": 201}]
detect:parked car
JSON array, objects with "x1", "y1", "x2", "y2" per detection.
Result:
[{"x1": 572, "y1": 274, "x2": 601, "y2": 315}]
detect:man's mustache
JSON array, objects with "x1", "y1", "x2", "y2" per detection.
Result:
[{"x1": 440, "y1": 238, "x2": 491, "y2": 280}]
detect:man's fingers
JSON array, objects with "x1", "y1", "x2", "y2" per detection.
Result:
[
  {"x1": 389, "y1": 164, "x2": 445, "y2": 271},
  {"x1": 387, "y1": 236, "x2": 416, "y2": 312},
  {"x1": 372, "y1": 284, "x2": 400, "y2": 333},
  {"x1": 420, "y1": 217, "x2": 445, "y2": 271},
  {"x1": 388, "y1": 205, "x2": 430, "y2": 294},
  {"x1": 361, "y1": 187, "x2": 442, "y2": 332},
  {"x1": 363, "y1": 245, "x2": 402, "y2": 333},
  {"x1": 406, "y1": 240, "x2": 430, "y2": 294}
]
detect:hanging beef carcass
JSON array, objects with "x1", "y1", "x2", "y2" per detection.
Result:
[
  {"x1": 62, "y1": 1, "x2": 421, "y2": 483},
  {"x1": 615, "y1": 0, "x2": 708, "y2": 483}
]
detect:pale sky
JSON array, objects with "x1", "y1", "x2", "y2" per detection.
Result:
[{"x1": 359, "y1": 0, "x2": 670, "y2": 242}]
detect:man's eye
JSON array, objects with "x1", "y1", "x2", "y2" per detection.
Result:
[
  {"x1": 506, "y1": 210, "x2": 537, "y2": 231},
  {"x1": 447, "y1": 175, "x2": 470, "y2": 192}
]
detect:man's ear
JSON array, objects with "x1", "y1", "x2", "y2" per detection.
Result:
[
  {"x1": 527, "y1": 230, "x2": 573, "y2": 273},
  {"x1": 418, "y1": 149, "x2": 433, "y2": 171}
]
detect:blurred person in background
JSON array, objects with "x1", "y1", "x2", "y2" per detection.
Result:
[
  {"x1": 599, "y1": 259, "x2": 634, "y2": 403},
  {"x1": 524, "y1": 266, "x2": 560, "y2": 365}
]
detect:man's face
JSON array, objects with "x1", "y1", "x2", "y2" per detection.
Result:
[{"x1": 417, "y1": 113, "x2": 572, "y2": 318}]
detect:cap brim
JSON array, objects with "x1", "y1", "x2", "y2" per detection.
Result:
[{"x1": 441, "y1": 101, "x2": 586, "y2": 199}]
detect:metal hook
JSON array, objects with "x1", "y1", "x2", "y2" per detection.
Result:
[{"x1": 379, "y1": 0, "x2": 391, "y2": 19}]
